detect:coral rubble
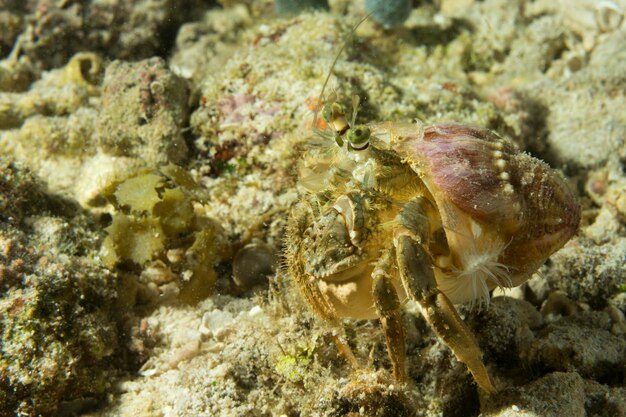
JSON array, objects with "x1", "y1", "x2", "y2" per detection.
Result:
[{"x1": 0, "y1": 1, "x2": 624, "y2": 416}]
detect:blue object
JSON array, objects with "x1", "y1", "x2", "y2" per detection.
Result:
[
  {"x1": 364, "y1": 0, "x2": 412, "y2": 28},
  {"x1": 275, "y1": 0, "x2": 329, "y2": 15}
]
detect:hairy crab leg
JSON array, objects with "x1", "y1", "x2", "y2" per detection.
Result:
[
  {"x1": 285, "y1": 201, "x2": 338, "y2": 322},
  {"x1": 331, "y1": 334, "x2": 361, "y2": 370},
  {"x1": 394, "y1": 199, "x2": 497, "y2": 394},
  {"x1": 372, "y1": 248, "x2": 407, "y2": 382}
]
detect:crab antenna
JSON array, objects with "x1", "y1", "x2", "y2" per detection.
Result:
[
  {"x1": 351, "y1": 94, "x2": 360, "y2": 126},
  {"x1": 312, "y1": 13, "x2": 373, "y2": 131}
]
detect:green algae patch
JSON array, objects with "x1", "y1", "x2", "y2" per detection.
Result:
[
  {"x1": 274, "y1": 354, "x2": 312, "y2": 383},
  {"x1": 153, "y1": 187, "x2": 195, "y2": 236},
  {"x1": 102, "y1": 167, "x2": 230, "y2": 303},
  {"x1": 114, "y1": 173, "x2": 164, "y2": 213},
  {"x1": 102, "y1": 214, "x2": 165, "y2": 267},
  {"x1": 178, "y1": 226, "x2": 225, "y2": 304},
  {"x1": 274, "y1": 343, "x2": 315, "y2": 384}
]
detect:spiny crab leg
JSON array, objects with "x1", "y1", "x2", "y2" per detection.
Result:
[
  {"x1": 372, "y1": 249, "x2": 407, "y2": 382},
  {"x1": 394, "y1": 232, "x2": 497, "y2": 394}
]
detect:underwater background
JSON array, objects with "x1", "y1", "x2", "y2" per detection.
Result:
[{"x1": 0, "y1": 1, "x2": 625, "y2": 416}]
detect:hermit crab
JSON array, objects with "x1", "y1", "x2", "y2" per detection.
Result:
[{"x1": 285, "y1": 88, "x2": 580, "y2": 392}]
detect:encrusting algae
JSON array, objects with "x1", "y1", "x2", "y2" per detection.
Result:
[{"x1": 102, "y1": 166, "x2": 231, "y2": 304}]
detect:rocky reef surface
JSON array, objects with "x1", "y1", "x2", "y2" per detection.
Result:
[{"x1": 0, "y1": 0, "x2": 624, "y2": 416}]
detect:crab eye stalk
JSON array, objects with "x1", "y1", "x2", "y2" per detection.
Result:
[
  {"x1": 347, "y1": 125, "x2": 371, "y2": 150},
  {"x1": 322, "y1": 102, "x2": 350, "y2": 136},
  {"x1": 321, "y1": 103, "x2": 334, "y2": 125}
]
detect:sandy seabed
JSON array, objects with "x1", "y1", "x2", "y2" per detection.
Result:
[{"x1": 0, "y1": 1, "x2": 624, "y2": 416}]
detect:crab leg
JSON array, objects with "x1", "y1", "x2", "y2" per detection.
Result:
[
  {"x1": 372, "y1": 248, "x2": 407, "y2": 382},
  {"x1": 331, "y1": 334, "x2": 361, "y2": 370},
  {"x1": 394, "y1": 233, "x2": 497, "y2": 394}
]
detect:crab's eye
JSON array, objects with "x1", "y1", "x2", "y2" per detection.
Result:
[{"x1": 347, "y1": 125, "x2": 371, "y2": 150}]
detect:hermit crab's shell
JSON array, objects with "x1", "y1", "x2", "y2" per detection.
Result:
[{"x1": 390, "y1": 123, "x2": 580, "y2": 290}]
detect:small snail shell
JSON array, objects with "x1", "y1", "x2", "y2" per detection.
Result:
[{"x1": 233, "y1": 240, "x2": 276, "y2": 290}]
